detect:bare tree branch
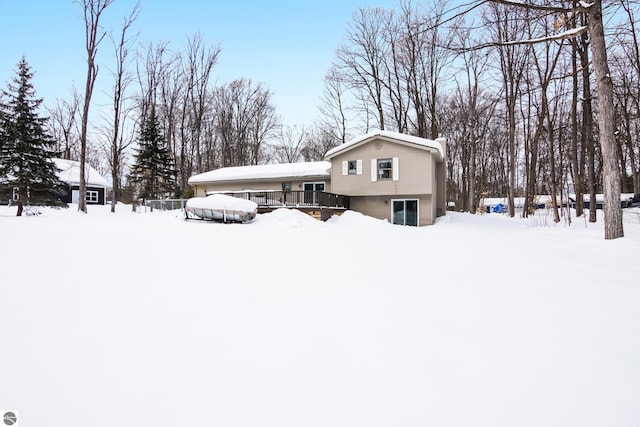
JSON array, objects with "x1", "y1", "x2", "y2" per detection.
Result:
[{"x1": 455, "y1": 25, "x2": 588, "y2": 51}]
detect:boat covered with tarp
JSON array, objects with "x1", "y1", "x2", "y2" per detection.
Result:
[{"x1": 185, "y1": 194, "x2": 258, "y2": 223}]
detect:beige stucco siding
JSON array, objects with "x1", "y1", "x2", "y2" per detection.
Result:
[
  {"x1": 192, "y1": 178, "x2": 331, "y2": 197},
  {"x1": 349, "y1": 194, "x2": 435, "y2": 226},
  {"x1": 330, "y1": 139, "x2": 435, "y2": 197}
]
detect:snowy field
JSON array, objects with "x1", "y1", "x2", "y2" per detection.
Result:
[{"x1": 1, "y1": 204, "x2": 639, "y2": 427}]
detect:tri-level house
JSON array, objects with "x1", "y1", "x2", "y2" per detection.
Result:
[
  {"x1": 187, "y1": 130, "x2": 446, "y2": 226},
  {"x1": 324, "y1": 130, "x2": 446, "y2": 226}
]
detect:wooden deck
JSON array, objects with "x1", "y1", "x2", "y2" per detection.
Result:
[{"x1": 210, "y1": 190, "x2": 350, "y2": 221}]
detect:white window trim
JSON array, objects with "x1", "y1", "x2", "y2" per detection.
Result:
[
  {"x1": 302, "y1": 181, "x2": 325, "y2": 205},
  {"x1": 86, "y1": 190, "x2": 99, "y2": 203},
  {"x1": 344, "y1": 160, "x2": 363, "y2": 175},
  {"x1": 374, "y1": 158, "x2": 397, "y2": 181},
  {"x1": 302, "y1": 181, "x2": 325, "y2": 190},
  {"x1": 392, "y1": 157, "x2": 399, "y2": 181},
  {"x1": 371, "y1": 159, "x2": 377, "y2": 182}
]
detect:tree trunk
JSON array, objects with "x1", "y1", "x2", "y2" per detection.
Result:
[
  {"x1": 507, "y1": 103, "x2": 517, "y2": 218},
  {"x1": 578, "y1": 33, "x2": 598, "y2": 223},
  {"x1": 78, "y1": 0, "x2": 112, "y2": 213},
  {"x1": 570, "y1": 38, "x2": 584, "y2": 217},
  {"x1": 546, "y1": 99, "x2": 560, "y2": 223},
  {"x1": 79, "y1": 85, "x2": 90, "y2": 213},
  {"x1": 468, "y1": 130, "x2": 477, "y2": 213},
  {"x1": 588, "y1": 0, "x2": 624, "y2": 239}
]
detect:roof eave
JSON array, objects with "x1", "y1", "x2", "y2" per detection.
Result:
[
  {"x1": 189, "y1": 173, "x2": 331, "y2": 186},
  {"x1": 325, "y1": 136, "x2": 444, "y2": 162}
]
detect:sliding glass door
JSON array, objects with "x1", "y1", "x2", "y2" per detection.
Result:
[{"x1": 392, "y1": 199, "x2": 418, "y2": 226}]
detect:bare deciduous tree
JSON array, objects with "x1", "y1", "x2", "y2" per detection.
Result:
[
  {"x1": 180, "y1": 33, "x2": 220, "y2": 184},
  {"x1": 484, "y1": 2, "x2": 531, "y2": 217},
  {"x1": 483, "y1": 0, "x2": 624, "y2": 238},
  {"x1": 336, "y1": 7, "x2": 390, "y2": 131},
  {"x1": 301, "y1": 125, "x2": 340, "y2": 162},
  {"x1": 77, "y1": 0, "x2": 113, "y2": 213},
  {"x1": 272, "y1": 125, "x2": 307, "y2": 163},
  {"x1": 212, "y1": 78, "x2": 279, "y2": 167},
  {"x1": 317, "y1": 65, "x2": 349, "y2": 146},
  {"x1": 105, "y1": 3, "x2": 140, "y2": 213},
  {"x1": 47, "y1": 87, "x2": 81, "y2": 160},
  {"x1": 450, "y1": 19, "x2": 497, "y2": 213},
  {"x1": 587, "y1": 0, "x2": 624, "y2": 238},
  {"x1": 527, "y1": 10, "x2": 567, "y2": 222}
]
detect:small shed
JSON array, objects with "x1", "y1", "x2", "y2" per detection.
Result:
[{"x1": 53, "y1": 159, "x2": 111, "y2": 205}]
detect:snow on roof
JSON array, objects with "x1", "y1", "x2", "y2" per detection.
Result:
[
  {"x1": 53, "y1": 158, "x2": 111, "y2": 188},
  {"x1": 324, "y1": 130, "x2": 445, "y2": 160},
  {"x1": 188, "y1": 161, "x2": 331, "y2": 184}
]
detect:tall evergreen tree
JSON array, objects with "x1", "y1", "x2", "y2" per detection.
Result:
[
  {"x1": 0, "y1": 57, "x2": 67, "y2": 216},
  {"x1": 129, "y1": 106, "x2": 176, "y2": 202}
]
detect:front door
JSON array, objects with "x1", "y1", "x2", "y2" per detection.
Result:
[
  {"x1": 392, "y1": 199, "x2": 419, "y2": 226},
  {"x1": 303, "y1": 182, "x2": 325, "y2": 205}
]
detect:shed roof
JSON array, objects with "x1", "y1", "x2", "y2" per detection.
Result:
[
  {"x1": 188, "y1": 161, "x2": 331, "y2": 184},
  {"x1": 53, "y1": 158, "x2": 111, "y2": 188},
  {"x1": 324, "y1": 130, "x2": 445, "y2": 160}
]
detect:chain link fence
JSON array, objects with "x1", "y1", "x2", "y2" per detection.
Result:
[{"x1": 140, "y1": 199, "x2": 188, "y2": 212}]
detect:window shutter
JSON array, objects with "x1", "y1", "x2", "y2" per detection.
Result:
[
  {"x1": 393, "y1": 157, "x2": 399, "y2": 181},
  {"x1": 356, "y1": 159, "x2": 363, "y2": 175},
  {"x1": 371, "y1": 159, "x2": 377, "y2": 181},
  {"x1": 342, "y1": 160, "x2": 348, "y2": 175}
]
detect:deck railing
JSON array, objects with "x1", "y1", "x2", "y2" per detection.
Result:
[{"x1": 208, "y1": 190, "x2": 350, "y2": 209}]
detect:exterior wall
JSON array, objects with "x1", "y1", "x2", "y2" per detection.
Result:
[
  {"x1": 435, "y1": 138, "x2": 447, "y2": 217},
  {"x1": 436, "y1": 161, "x2": 445, "y2": 217},
  {"x1": 430, "y1": 159, "x2": 437, "y2": 222},
  {"x1": 349, "y1": 194, "x2": 435, "y2": 226},
  {"x1": 88, "y1": 186, "x2": 106, "y2": 205},
  {"x1": 62, "y1": 185, "x2": 106, "y2": 205},
  {"x1": 192, "y1": 177, "x2": 331, "y2": 197},
  {"x1": 329, "y1": 138, "x2": 435, "y2": 197}
]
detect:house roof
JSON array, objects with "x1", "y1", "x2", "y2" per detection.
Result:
[
  {"x1": 324, "y1": 130, "x2": 445, "y2": 161},
  {"x1": 188, "y1": 161, "x2": 331, "y2": 184},
  {"x1": 53, "y1": 158, "x2": 111, "y2": 188}
]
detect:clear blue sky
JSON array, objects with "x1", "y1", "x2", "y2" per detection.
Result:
[{"x1": 0, "y1": 0, "x2": 400, "y2": 127}]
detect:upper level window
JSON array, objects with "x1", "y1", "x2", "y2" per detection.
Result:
[
  {"x1": 371, "y1": 157, "x2": 399, "y2": 182},
  {"x1": 342, "y1": 160, "x2": 362, "y2": 175},
  {"x1": 348, "y1": 160, "x2": 357, "y2": 175},
  {"x1": 377, "y1": 158, "x2": 393, "y2": 180}
]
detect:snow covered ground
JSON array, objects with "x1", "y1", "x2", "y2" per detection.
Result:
[{"x1": 1, "y1": 204, "x2": 639, "y2": 427}]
